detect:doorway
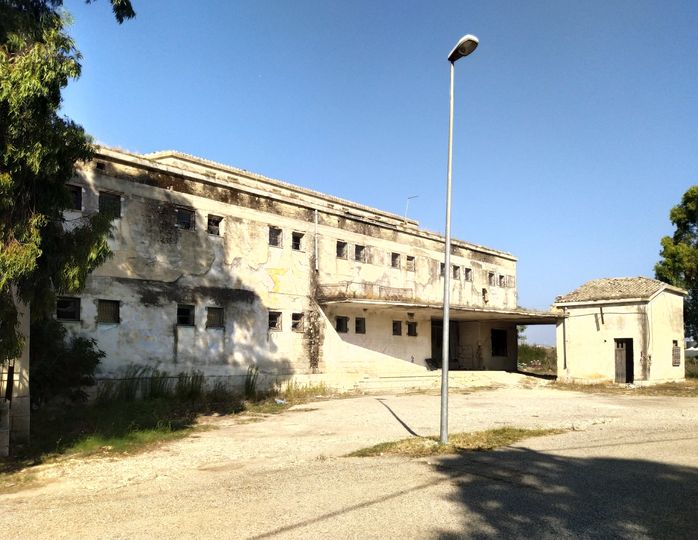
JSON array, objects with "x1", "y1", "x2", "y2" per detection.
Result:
[
  {"x1": 430, "y1": 319, "x2": 459, "y2": 369},
  {"x1": 614, "y1": 338, "x2": 634, "y2": 383}
]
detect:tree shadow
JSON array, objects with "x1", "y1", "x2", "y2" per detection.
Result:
[{"x1": 433, "y1": 446, "x2": 698, "y2": 539}]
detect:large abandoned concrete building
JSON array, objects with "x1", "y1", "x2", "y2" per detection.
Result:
[{"x1": 57, "y1": 147, "x2": 556, "y2": 389}]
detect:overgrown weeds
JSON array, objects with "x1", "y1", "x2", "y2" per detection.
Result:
[
  {"x1": 686, "y1": 358, "x2": 698, "y2": 379},
  {"x1": 347, "y1": 427, "x2": 564, "y2": 458},
  {"x1": 552, "y1": 379, "x2": 698, "y2": 397}
]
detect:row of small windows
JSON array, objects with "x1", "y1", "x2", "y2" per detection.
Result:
[
  {"x1": 67, "y1": 185, "x2": 224, "y2": 236},
  {"x1": 267, "y1": 311, "x2": 305, "y2": 332},
  {"x1": 334, "y1": 315, "x2": 418, "y2": 337}
]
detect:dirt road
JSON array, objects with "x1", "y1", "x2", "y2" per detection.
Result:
[{"x1": 2, "y1": 386, "x2": 698, "y2": 539}]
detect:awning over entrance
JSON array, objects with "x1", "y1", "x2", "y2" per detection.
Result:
[{"x1": 318, "y1": 299, "x2": 561, "y2": 325}]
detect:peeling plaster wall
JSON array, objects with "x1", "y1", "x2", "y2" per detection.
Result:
[
  {"x1": 60, "y1": 150, "x2": 520, "y2": 382},
  {"x1": 647, "y1": 291, "x2": 685, "y2": 383}
]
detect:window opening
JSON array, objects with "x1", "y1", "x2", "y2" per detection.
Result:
[
  {"x1": 355, "y1": 317, "x2": 366, "y2": 334},
  {"x1": 335, "y1": 316, "x2": 349, "y2": 333},
  {"x1": 175, "y1": 207, "x2": 194, "y2": 230},
  {"x1": 291, "y1": 232, "x2": 304, "y2": 251},
  {"x1": 491, "y1": 329, "x2": 508, "y2": 356},
  {"x1": 336, "y1": 241, "x2": 347, "y2": 258},
  {"x1": 177, "y1": 304, "x2": 195, "y2": 326},
  {"x1": 292, "y1": 312, "x2": 304, "y2": 332},
  {"x1": 355, "y1": 245, "x2": 365, "y2": 262},
  {"x1": 391, "y1": 253, "x2": 401, "y2": 268},
  {"x1": 56, "y1": 297, "x2": 80, "y2": 321},
  {"x1": 207, "y1": 215, "x2": 222, "y2": 235},
  {"x1": 99, "y1": 191, "x2": 121, "y2": 218},
  {"x1": 97, "y1": 300, "x2": 120, "y2": 324},
  {"x1": 269, "y1": 226, "x2": 282, "y2": 247},
  {"x1": 206, "y1": 307, "x2": 224, "y2": 328},
  {"x1": 392, "y1": 320, "x2": 402, "y2": 336},
  {"x1": 464, "y1": 268, "x2": 473, "y2": 282},
  {"x1": 406, "y1": 256, "x2": 415, "y2": 271},
  {"x1": 453, "y1": 265, "x2": 461, "y2": 280},
  {"x1": 407, "y1": 321, "x2": 418, "y2": 337},
  {"x1": 488, "y1": 272, "x2": 496, "y2": 286},
  {"x1": 68, "y1": 185, "x2": 82, "y2": 211},
  {"x1": 268, "y1": 311, "x2": 282, "y2": 331}
]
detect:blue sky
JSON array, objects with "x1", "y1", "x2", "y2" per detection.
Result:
[{"x1": 62, "y1": 0, "x2": 698, "y2": 344}]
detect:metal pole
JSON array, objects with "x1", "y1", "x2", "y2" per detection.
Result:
[{"x1": 440, "y1": 61, "x2": 455, "y2": 445}]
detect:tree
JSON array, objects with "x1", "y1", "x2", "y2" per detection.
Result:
[
  {"x1": 655, "y1": 185, "x2": 698, "y2": 339},
  {"x1": 0, "y1": 0, "x2": 134, "y2": 363}
]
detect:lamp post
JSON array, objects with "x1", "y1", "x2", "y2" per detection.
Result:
[{"x1": 440, "y1": 34, "x2": 479, "y2": 445}]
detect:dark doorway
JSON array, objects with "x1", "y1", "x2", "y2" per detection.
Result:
[
  {"x1": 614, "y1": 338, "x2": 634, "y2": 383},
  {"x1": 431, "y1": 319, "x2": 460, "y2": 369}
]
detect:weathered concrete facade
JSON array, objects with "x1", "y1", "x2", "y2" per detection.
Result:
[
  {"x1": 555, "y1": 277, "x2": 686, "y2": 385},
  {"x1": 59, "y1": 147, "x2": 554, "y2": 389}
]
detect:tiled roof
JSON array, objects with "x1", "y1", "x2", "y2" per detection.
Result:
[{"x1": 555, "y1": 277, "x2": 683, "y2": 303}]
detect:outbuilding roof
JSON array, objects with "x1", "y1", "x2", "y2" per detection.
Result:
[{"x1": 555, "y1": 277, "x2": 685, "y2": 304}]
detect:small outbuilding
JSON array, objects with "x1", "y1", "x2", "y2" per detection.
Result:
[{"x1": 554, "y1": 277, "x2": 686, "y2": 385}]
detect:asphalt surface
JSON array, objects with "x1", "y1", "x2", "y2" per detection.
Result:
[{"x1": 2, "y1": 386, "x2": 697, "y2": 539}]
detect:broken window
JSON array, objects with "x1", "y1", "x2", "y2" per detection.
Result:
[
  {"x1": 207, "y1": 215, "x2": 222, "y2": 235},
  {"x1": 97, "y1": 300, "x2": 120, "y2": 324},
  {"x1": 335, "y1": 316, "x2": 349, "y2": 333},
  {"x1": 482, "y1": 288, "x2": 489, "y2": 304},
  {"x1": 177, "y1": 304, "x2": 195, "y2": 326},
  {"x1": 175, "y1": 207, "x2": 195, "y2": 230},
  {"x1": 336, "y1": 241, "x2": 347, "y2": 259},
  {"x1": 440, "y1": 262, "x2": 445, "y2": 278},
  {"x1": 406, "y1": 256, "x2": 415, "y2": 271},
  {"x1": 453, "y1": 265, "x2": 461, "y2": 280},
  {"x1": 56, "y1": 297, "x2": 80, "y2": 321},
  {"x1": 355, "y1": 245, "x2": 365, "y2": 262},
  {"x1": 464, "y1": 268, "x2": 473, "y2": 282},
  {"x1": 498, "y1": 274, "x2": 506, "y2": 287},
  {"x1": 391, "y1": 253, "x2": 401, "y2": 269},
  {"x1": 491, "y1": 329, "x2": 508, "y2": 357},
  {"x1": 268, "y1": 311, "x2": 282, "y2": 331},
  {"x1": 292, "y1": 312, "x2": 304, "y2": 332},
  {"x1": 407, "y1": 321, "x2": 418, "y2": 337},
  {"x1": 392, "y1": 320, "x2": 402, "y2": 336},
  {"x1": 355, "y1": 317, "x2": 366, "y2": 334},
  {"x1": 99, "y1": 191, "x2": 121, "y2": 218},
  {"x1": 206, "y1": 307, "x2": 224, "y2": 328},
  {"x1": 292, "y1": 232, "x2": 304, "y2": 251},
  {"x1": 488, "y1": 272, "x2": 496, "y2": 286},
  {"x1": 269, "y1": 226, "x2": 282, "y2": 247},
  {"x1": 67, "y1": 185, "x2": 82, "y2": 211}
]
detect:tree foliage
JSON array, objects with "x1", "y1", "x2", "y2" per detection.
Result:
[
  {"x1": 0, "y1": 0, "x2": 134, "y2": 362},
  {"x1": 655, "y1": 186, "x2": 698, "y2": 338}
]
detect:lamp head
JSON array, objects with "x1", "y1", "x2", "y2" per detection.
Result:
[{"x1": 448, "y1": 34, "x2": 479, "y2": 63}]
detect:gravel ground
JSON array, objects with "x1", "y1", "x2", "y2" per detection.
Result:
[{"x1": 2, "y1": 385, "x2": 698, "y2": 539}]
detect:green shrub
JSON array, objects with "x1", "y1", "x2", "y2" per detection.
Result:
[
  {"x1": 30, "y1": 318, "x2": 104, "y2": 406},
  {"x1": 175, "y1": 370, "x2": 204, "y2": 401}
]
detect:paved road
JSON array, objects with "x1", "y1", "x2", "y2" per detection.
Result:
[{"x1": 2, "y1": 387, "x2": 698, "y2": 539}]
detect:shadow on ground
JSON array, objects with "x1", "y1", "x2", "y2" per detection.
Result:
[{"x1": 434, "y1": 445, "x2": 698, "y2": 539}]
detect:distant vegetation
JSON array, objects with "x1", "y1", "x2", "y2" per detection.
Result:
[
  {"x1": 518, "y1": 343, "x2": 557, "y2": 375},
  {"x1": 687, "y1": 358, "x2": 698, "y2": 379}
]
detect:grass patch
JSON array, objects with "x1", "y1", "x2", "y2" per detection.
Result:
[
  {"x1": 347, "y1": 427, "x2": 564, "y2": 458},
  {"x1": 553, "y1": 379, "x2": 698, "y2": 397},
  {"x1": 686, "y1": 358, "x2": 698, "y2": 379}
]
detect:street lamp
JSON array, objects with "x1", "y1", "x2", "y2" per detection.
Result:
[{"x1": 440, "y1": 34, "x2": 478, "y2": 445}]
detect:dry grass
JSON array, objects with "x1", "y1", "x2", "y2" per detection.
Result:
[
  {"x1": 552, "y1": 379, "x2": 698, "y2": 397},
  {"x1": 347, "y1": 427, "x2": 564, "y2": 458}
]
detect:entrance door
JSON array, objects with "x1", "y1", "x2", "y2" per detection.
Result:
[
  {"x1": 614, "y1": 339, "x2": 634, "y2": 383},
  {"x1": 430, "y1": 319, "x2": 460, "y2": 369}
]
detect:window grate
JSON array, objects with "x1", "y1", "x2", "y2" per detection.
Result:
[{"x1": 97, "y1": 300, "x2": 120, "y2": 324}]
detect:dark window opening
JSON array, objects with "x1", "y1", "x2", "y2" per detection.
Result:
[
  {"x1": 97, "y1": 300, "x2": 120, "y2": 324},
  {"x1": 335, "y1": 316, "x2": 349, "y2": 333},
  {"x1": 56, "y1": 297, "x2": 80, "y2": 321},
  {"x1": 95, "y1": 162, "x2": 106, "y2": 171},
  {"x1": 407, "y1": 321, "x2": 418, "y2": 337},
  {"x1": 453, "y1": 265, "x2": 461, "y2": 280},
  {"x1": 206, "y1": 307, "x2": 224, "y2": 328},
  {"x1": 269, "y1": 226, "x2": 282, "y2": 247},
  {"x1": 464, "y1": 268, "x2": 473, "y2": 282},
  {"x1": 177, "y1": 304, "x2": 195, "y2": 326},
  {"x1": 440, "y1": 262, "x2": 445, "y2": 277},
  {"x1": 355, "y1": 317, "x2": 366, "y2": 334},
  {"x1": 99, "y1": 191, "x2": 121, "y2": 218},
  {"x1": 207, "y1": 215, "x2": 222, "y2": 235},
  {"x1": 482, "y1": 288, "x2": 489, "y2": 304},
  {"x1": 175, "y1": 207, "x2": 195, "y2": 230},
  {"x1": 392, "y1": 320, "x2": 402, "y2": 336},
  {"x1": 391, "y1": 253, "x2": 401, "y2": 269},
  {"x1": 68, "y1": 185, "x2": 82, "y2": 211},
  {"x1": 336, "y1": 241, "x2": 347, "y2": 258},
  {"x1": 406, "y1": 256, "x2": 415, "y2": 271},
  {"x1": 355, "y1": 245, "x2": 365, "y2": 262},
  {"x1": 491, "y1": 329, "x2": 508, "y2": 356},
  {"x1": 292, "y1": 232, "x2": 304, "y2": 251},
  {"x1": 292, "y1": 312, "x2": 304, "y2": 331},
  {"x1": 268, "y1": 311, "x2": 282, "y2": 331},
  {"x1": 488, "y1": 272, "x2": 496, "y2": 286},
  {"x1": 498, "y1": 274, "x2": 506, "y2": 287}
]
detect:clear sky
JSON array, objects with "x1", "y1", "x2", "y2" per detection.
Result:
[{"x1": 62, "y1": 0, "x2": 698, "y2": 344}]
